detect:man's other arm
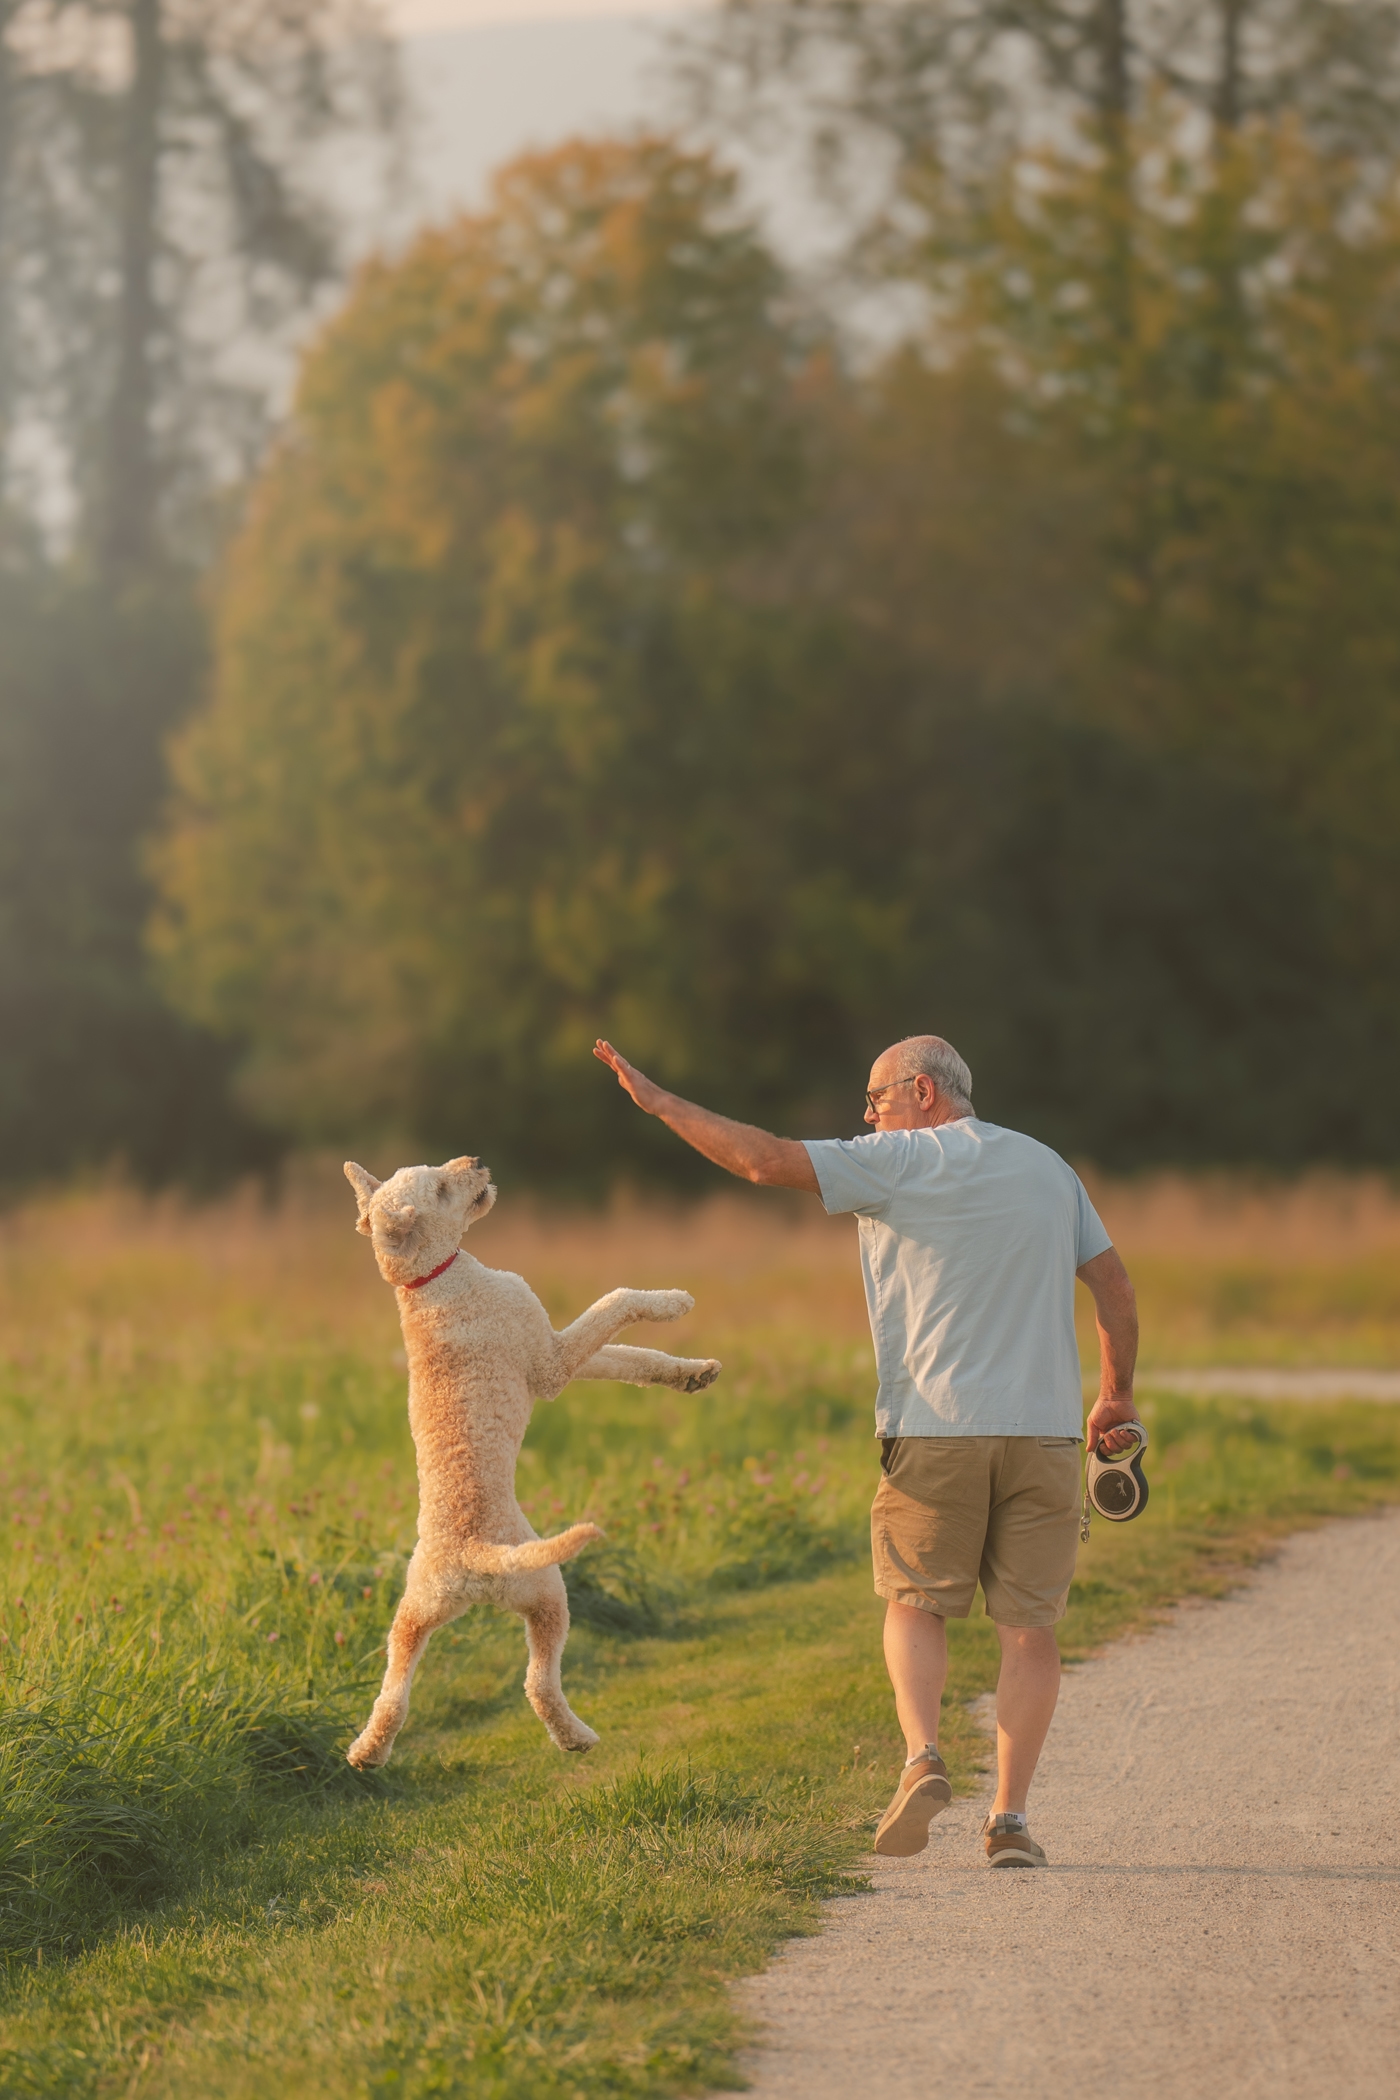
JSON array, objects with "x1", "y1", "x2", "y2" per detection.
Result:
[
  {"x1": 593, "y1": 1041, "x2": 820, "y2": 1193},
  {"x1": 1077, "y1": 1247, "x2": 1142, "y2": 1454}
]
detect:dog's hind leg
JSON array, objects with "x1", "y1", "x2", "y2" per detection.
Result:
[
  {"x1": 348, "y1": 1581, "x2": 461, "y2": 1770},
  {"x1": 519, "y1": 1569, "x2": 599, "y2": 1754},
  {"x1": 576, "y1": 1343, "x2": 722, "y2": 1393}
]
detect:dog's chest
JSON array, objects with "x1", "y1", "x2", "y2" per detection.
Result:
[{"x1": 400, "y1": 1290, "x2": 532, "y2": 1433}]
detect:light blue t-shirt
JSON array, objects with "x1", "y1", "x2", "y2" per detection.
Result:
[{"x1": 803, "y1": 1119, "x2": 1112, "y2": 1438}]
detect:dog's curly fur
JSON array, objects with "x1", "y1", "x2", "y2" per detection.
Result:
[{"x1": 342, "y1": 1156, "x2": 721, "y2": 1767}]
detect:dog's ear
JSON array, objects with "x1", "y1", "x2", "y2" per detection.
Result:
[
  {"x1": 440, "y1": 1155, "x2": 497, "y2": 1223},
  {"x1": 344, "y1": 1161, "x2": 381, "y2": 1236}
]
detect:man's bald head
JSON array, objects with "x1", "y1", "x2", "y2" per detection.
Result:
[{"x1": 869, "y1": 1035, "x2": 975, "y2": 1119}]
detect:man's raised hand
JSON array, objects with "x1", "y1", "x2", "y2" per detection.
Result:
[
  {"x1": 593, "y1": 1041, "x2": 669, "y2": 1116},
  {"x1": 593, "y1": 1042, "x2": 818, "y2": 1191}
]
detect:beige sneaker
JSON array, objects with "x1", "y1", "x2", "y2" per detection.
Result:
[
  {"x1": 873, "y1": 1748, "x2": 953, "y2": 1857},
  {"x1": 982, "y1": 1812, "x2": 1047, "y2": 1868}
]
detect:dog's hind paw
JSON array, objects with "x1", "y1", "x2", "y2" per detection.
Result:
[
  {"x1": 559, "y1": 1722, "x2": 600, "y2": 1754},
  {"x1": 683, "y1": 1359, "x2": 722, "y2": 1392},
  {"x1": 347, "y1": 1731, "x2": 392, "y2": 1770}
]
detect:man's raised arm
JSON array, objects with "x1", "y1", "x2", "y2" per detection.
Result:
[{"x1": 593, "y1": 1041, "x2": 820, "y2": 1194}]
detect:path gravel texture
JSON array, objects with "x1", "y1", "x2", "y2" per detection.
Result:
[{"x1": 739, "y1": 1508, "x2": 1400, "y2": 2099}]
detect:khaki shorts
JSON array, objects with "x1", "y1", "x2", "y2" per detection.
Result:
[{"x1": 871, "y1": 1435, "x2": 1082, "y2": 1627}]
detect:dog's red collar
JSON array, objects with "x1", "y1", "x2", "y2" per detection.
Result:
[{"x1": 399, "y1": 1251, "x2": 460, "y2": 1291}]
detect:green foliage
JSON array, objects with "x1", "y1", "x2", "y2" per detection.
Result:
[
  {"x1": 155, "y1": 137, "x2": 865, "y2": 1180},
  {"x1": 150, "y1": 108, "x2": 1400, "y2": 1181}
]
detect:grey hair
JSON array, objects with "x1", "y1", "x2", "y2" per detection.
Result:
[{"x1": 887, "y1": 1035, "x2": 975, "y2": 1116}]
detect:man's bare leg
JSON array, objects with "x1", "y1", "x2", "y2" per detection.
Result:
[
  {"x1": 992, "y1": 1623, "x2": 1061, "y2": 1813},
  {"x1": 883, "y1": 1599, "x2": 948, "y2": 1756}
]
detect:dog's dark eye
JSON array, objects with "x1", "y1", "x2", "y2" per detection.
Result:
[{"x1": 436, "y1": 1180, "x2": 448, "y2": 1200}]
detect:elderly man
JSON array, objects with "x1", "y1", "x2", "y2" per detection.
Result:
[{"x1": 593, "y1": 1032, "x2": 1141, "y2": 1869}]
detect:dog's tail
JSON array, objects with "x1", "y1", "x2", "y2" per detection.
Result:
[{"x1": 459, "y1": 1522, "x2": 604, "y2": 1575}]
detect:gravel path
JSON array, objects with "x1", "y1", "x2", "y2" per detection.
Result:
[{"x1": 739, "y1": 1508, "x2": 1400, "y2": 2099}]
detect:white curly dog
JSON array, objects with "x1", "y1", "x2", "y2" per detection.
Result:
[{"x1": 342, "y1": 1155, "x2": 721, "y2": 1767}]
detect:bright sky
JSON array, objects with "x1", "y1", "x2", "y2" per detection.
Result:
[{"x1": 388, "y1": 0, "x2": 695, "y2": 30}]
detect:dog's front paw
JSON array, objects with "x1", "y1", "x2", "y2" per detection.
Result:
[
  {"x1": 641, "y1": 1288, "x2": 694, "y2": 1322},
  {"x1": 683, "y1": 1359, "x2": 722, "y2": 1392}
]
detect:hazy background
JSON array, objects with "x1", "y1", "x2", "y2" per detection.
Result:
[{"x1": 2, "y1": 0, "x2": 1398, "y2": 1196}]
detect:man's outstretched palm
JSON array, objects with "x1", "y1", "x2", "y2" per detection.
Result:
[{"x1": 594, "y1": 1040, "x2": 667, "y2": 1116}]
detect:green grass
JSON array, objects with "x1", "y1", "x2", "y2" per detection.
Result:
[
  {"x1": 0, "y1": 1200, "x2": 1398, "y2": 2096},
  {"x1": 1126, "y1": 1254, "x2": 1400, "y2": 1366}
]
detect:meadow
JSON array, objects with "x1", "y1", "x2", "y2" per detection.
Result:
[{"x1": 1, "y1": 1167, "x2": 1399, "y2": 2097}]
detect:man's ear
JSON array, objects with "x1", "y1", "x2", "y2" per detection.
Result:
[
  {"x1": 440, "y1": 1155, "x2": 497, "y2": 1222},
  {"x1": 344, "y1": 1161, "x2": 381, "y2": 1235}
]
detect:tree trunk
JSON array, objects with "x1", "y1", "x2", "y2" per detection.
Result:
[
  {"x1": 97, "y1": 0, "x2": 162, "y2": 580},
  {"x1": 1097, "y1": 0, "x2": 1131, "y2": 128},
  {"x1": 1216, "y1": 0, "x2": 1244, "y2": 132},
  {"x1": 1095, "y1": 0, "x2": 1134, "y2": 345},
  {"x1": 0, "y1": 1, "x2": 19, "y2": 499}
]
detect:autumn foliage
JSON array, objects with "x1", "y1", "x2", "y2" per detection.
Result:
[{"x1": 153, "y1": 126, "x2": 1400, "y2": 1182}]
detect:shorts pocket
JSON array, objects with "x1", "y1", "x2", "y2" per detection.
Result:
[{"x1": 1035, "y1": 1437, "x2": 1080, "y2": 1447}]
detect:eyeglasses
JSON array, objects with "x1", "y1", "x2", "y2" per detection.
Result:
[{"x1": 864, "y1": 1076, "x2": 922, "y2": 1114}]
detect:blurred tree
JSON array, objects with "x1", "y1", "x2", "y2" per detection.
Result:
[
  {"x1": 765, "y1": 346, "x2": 1363, "y2": 1165},
  {"x1": 684, "y1": 0, "x2": 1400, "y2": 203},
  {"x1": 153, "y1": 139, "x2": 861, "y2": 1180},
  {"x1": 682, "y1": 0, "x2": 1400, "y2": 1163},
  {"x1": 0, "y1": 0, "x2": 399, "y2": 568},
  {"x1": 152, "y1": 133, "x2": 1390, "y2": 1180},
  {"x1": 0, "y1": 0, "x2": 399, "y2": 1190},
  {"x1": 0, "y1": 570, "x2": 280, "y2": 1184},
  {"x1": 918, "y1": 120, "x2": 1400, "y2": 1125}
]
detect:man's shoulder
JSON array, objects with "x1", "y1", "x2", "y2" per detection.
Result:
[
  {"x1": 924, "y1": 1119, "x2": 1080, "y2": 1191},
  {"x1": 806, "y1": 1128, "x2": 921, "y2": 1166}
]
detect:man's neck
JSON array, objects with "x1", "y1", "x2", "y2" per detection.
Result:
[{"x1": 885, "y1": 1103, "x2": 970, "y2": 1134}]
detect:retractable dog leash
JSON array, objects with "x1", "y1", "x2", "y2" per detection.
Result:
[{"x1": 1080, "y1": 1421, "x2": 1150, "y2": 1541}]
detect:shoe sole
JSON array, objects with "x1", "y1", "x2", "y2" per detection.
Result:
[
  {"x1": 987, "y1": 1845, "x2": 1047, "y2": 1869},
  {"x1": 873, "y1": 1774, "x2": 953, "y2": 1857}
]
